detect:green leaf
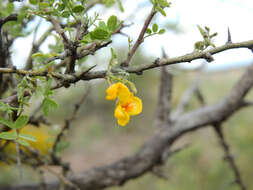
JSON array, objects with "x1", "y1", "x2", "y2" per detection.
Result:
[
  {"x1": 42, "y1": 97, "x2": 58, "y2": 116},
  {"x1": 146, "y1": 28, "x2": 152, "y2": 34},
  {"x1": 107, "y1": 15, "x2": 118, "y2": 31},
  {"x1": 19, "y1": 133, "x2": 37, "y2": 142},
  {"x1": 157, "y1": 0, "x2": 171, "y2": 7},
  {"x1": 17, "y1": 139, "x2": 30, "y2": 147},
  {"x1": 90, "y1": 28, "x2": 110, "y2": 40},
  {"x1": 57, "y1": 3, "x2": 66, "y2": 11},
  {"x1": 73, "y1": 5, "x2": 84, "y2": 13},
  {"x1": 14, "y1": 115, "x2": 29, "y2": 129},
  {"x1": 39, "y1": 2, "x2": 50, "y2": 9},
  {"x1": 32, "y1": 52, "x2": 44, "y2": 58},
  {"x1": 61, "y1": 10, "x2": 70, "y2": 18},
  {"x1": 29, "y1": 0, "x2": 38, "y2": 5},
  {"x1": 0, "y1": 132, "x2": 17, "y2": 140},
  {"x1": 117, "y1": 0, "x2": 124, "y2": 12},
  {"x1": 0, "y1": 117, "x2": 13, "y2": 128},
  {"x1": 6, "y1": 3, "x2": 14, "y2": 14},
  {"x1": 99, "y1": 21, "x2": 107, "y2": 30},
  {"x1": 105, "y1": 0, "x2": 115, "y2": 7},
  {"x1": 156, "y1": 6, "x2": 166, "y2": 16},
  {"x1": 45, "y1": 77, "x2": 53, "y2": 97},
  {"x1": 158, "y1": 28, "x2": 166, "y2": 34},
  {"x1": 152, "y1": 23, "x2": 158, "y2": 32}
]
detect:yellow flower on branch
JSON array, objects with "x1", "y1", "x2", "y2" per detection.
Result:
[{"x1": 106, "y1": 82, "x2": 142, "y2": 126}]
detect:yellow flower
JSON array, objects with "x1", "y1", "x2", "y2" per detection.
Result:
[
  {"x1": 0, "y1": 124, "x2": 54, "y2": 163},
  {"x1": 106, "y1": 82, "x2": 142, "y2": 126},
  {"x1": 106, "y1": 82, "x2": 131, "y2": 101}
]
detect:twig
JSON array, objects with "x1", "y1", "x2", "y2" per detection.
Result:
[
  {"x1": 15, "y1": 140, "x2": 23, "y2": 180},
  {"x1": 42, "y1": 165, "x2": 80, "y2": 190},
  {"x1": 213, "y1": 124, "x2": 247, "y2": 190},
  {"x1": 122, "y1": 8, "x2": 157, "y2": 67},
  {"x1": 51, "y1": 85, "x2": 90, "y2": 160},
  {"x1": 48, "y1": 17, "x2": 72, "y2": 48}
]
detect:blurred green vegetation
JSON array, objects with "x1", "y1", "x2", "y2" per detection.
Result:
[{"x1": 1, "y1": 51, "x2": 253, "y2": 189}]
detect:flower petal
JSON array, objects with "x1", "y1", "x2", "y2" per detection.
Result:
[
  {"x1": 127, "y1": 96, "x2": 142, "y2": 116},
  {"x1": 106, "y1": 83, "x2": 119, "y2": 100},
  {"x1": 117, "y1": 83, "x2": 132, "y2": 102},
  {"x1": 114, "y1": 105, "x2": 130, "y2": 126}
]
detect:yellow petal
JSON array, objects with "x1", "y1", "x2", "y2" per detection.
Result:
[
  {"x1": 106, "y1": 83, "x2": 119, "y2": 100},
  {"x1": 114, "y1": 105, "x2": 130, "y2": 126},
  {"x1": 127, "y1": 96, "x2": 142, "y2": 116},
  {"x1": 117, "y1": 83, "x2": 132, "y2": 102}
]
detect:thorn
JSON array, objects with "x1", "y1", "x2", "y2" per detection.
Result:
[
  {"x1": 226, "y1": 27, "x2": 232, "y2": 44},
  {"x1": 154, "y1": 58, "x2": 161, "y2": 65},
  {"x1": 161, "y1": 47, "x2": 168, "y2": 59},
  {"x1": 204, "y1": 52, "x2": 214, "y2": 62}
]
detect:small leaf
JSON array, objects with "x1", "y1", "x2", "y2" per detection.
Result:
[
  {"x1": 73, "y1": 5, "x2": 84, "y2": 13},
  {"x1": 42, "y1": 97, "x2": 58, "y2": 116},
  {"x1": 0, "y1": 117, "x2": 13, "y2": 128},
  {"x1": 17, "y1": 139, "x2": 30, "y2": 147},
  {"x1": 146, "y1": 28, "x2": 152, "y2": 34},
  {"x1": 29, "y1": 0, "x2": 38, "y2": 5},
  {"x1": 14, "y1": 115, "x2": 29, "y2": 129},
  {"x1": 117, "y1": 0, "x2": 124, "y2": 12},
  {"x1": 90, "y1": 28, "x2": 110, "y2": 40},
  {"x1": 0, "y1": 132, "x2": 17, "y2": 140},
  {"x1": 6, "y1": 3, "x2": 14, "y2": 14},
  {"x1": 19, "y1": 133, "x2": 37, "y2": 142},
  {"x1": 57, "y1": 3, "x2": 65, "y2": 11},
  {"x1": 44, "y1": 77, "x2": 53, "y2": 97},
  {"x1": 158, "y1": 29, "x2": 166, "y2": 34},
  {"x1": 105, "y1": 0, "x2": 115, "y2": 7},
  {"x1": 157, "y1": 0, "x2": 171, "y2": 7},
  {"x1": 152, "y1": 23, "x2": 158, "y2": 32},
  {"x1": 39, "y1": 2, "x2": 50, "y2": 9},
  {"x1": 32, "y1": 52, "x2": 44, "y2": 58},
  {"x1": 107, "y1": 15, "x2": 118, "y2": 31},
  {"x1": 61, "y1": 10, "x2": 70, "y2": 18},
  {"x1": 99, "y1": 21, "x2": 107, "y2": 30},
  {"x1": 156, "y1": 6, "x2": 166, "y2": 16}
]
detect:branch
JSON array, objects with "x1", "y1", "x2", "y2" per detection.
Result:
[
  {"x1": 213, "y1": 124, "x2": 247, "y2": 190},
  {"x1": 0, "y1": 14, "x2": 18, "y2": 28},
  {"x1": 4, "y1": 63, "x2": 253, "y2": 190},
  {"x1": 48, "y1": 17, "x2": 72, "y2": 48},
  {"x1": 122, "y1": 8, "x2": 157, "y2": 67}
]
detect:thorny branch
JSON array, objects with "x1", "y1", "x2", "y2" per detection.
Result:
[
  {"x1": 3, "y1": 61, "x2": 253, "y2": 190},
  {"x1": 213, "y1": 124, "x2": 247, "y2": 190},
  {"x1": 193, "y1": 79, "x2": 247, "y2": 190}
]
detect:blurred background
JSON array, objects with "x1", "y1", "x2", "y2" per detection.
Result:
[{"x1": 1, "y1": 0, "x2": 253, "y2": 189}]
